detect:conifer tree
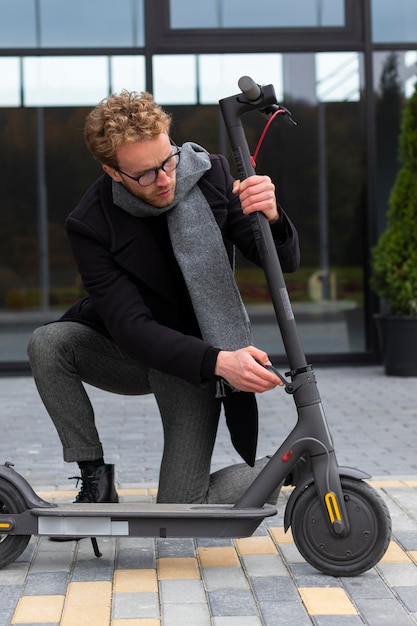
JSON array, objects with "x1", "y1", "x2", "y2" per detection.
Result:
[{"x1": 371, "y1": 79, "x2": 417, "y2": 316}]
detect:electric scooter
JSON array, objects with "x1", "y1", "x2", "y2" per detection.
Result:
[{"x1": 0, "y1": 77, "x2": 391, "y2": 577}]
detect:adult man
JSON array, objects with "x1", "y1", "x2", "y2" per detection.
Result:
[{"x1": 28, "y1": 90, "x2": 300, "y2": 505}]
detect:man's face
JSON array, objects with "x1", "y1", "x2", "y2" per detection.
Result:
[{"x1": 103, "y1": 133, "x2": 177, "y2": 208}]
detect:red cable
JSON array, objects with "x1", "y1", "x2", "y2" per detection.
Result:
[{"x1": 250, "y1": 109, "x2": 286, "y2": 168}]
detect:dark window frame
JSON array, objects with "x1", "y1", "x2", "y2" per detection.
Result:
[{"x1": 146, "y1": 0, "x2": 364, "y2": 54}]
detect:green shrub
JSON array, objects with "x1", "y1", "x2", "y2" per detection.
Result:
[{"x1": 371, "y1": 81, "x2": 417, "y2": 316}]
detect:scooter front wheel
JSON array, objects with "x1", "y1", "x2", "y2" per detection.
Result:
[
  {"x1": 290, "y1": 477, "x2": 391, "y2": 576},
  {"x1": 0, "y1": 479, "x2": 31, "y2": 569}
]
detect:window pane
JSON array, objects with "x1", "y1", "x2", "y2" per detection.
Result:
[
  {"x1": 316, "y1": 53, "x2": 360, "y2": 102},
  {"x1": 23, "y1": 57, "x2": 109, "y2": 106},
  {"x1": 405, "y1": 51, "x2": 417, "y2": 97},
  {"x1": 110, "y1": 56, "x2": 146, "y2": 94},
  {"x1": 373, "y1": 51, "x2": 417, "y2": 97},
  {"x1": 0, "y1": 0, "x2": 144, "y2": 49},
  {"x1": 0, "y1": 58, "x2": 21, "y2": 107},
  {"x1": 230, "y1": 52, "x2": 365, "y2": 355},
  {"x1": 373, "y1": 51, "x2": 417, "y2": 236},
  {"x1": 153, "y1": 53, "x2": 282, "y2": 105},
  {"x1": 371, "y1": 0, "x2": 417, "y2": 43},
  {"x1": 0, "y1": 0, "x2": 37, "y2": 47},
  {"x1": 170, "y1": 0, "x2": 345, "y2": 29},
  {"x1": 198, "y1": 54, "x2": 282, "y2": 104},
  {"x1": 0, "y1": 105, "x2": 100, "y2": 361},
  {"x1": 153, "y1": 56, "x2": 197, "y2": 104}
]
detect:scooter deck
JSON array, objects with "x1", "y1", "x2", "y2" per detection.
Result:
[{"x1": 2, "y1": 502, "x2": 277, "y2": 539}]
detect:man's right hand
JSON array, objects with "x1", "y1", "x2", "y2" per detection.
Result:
[{"x1": 214, "y1": 346, "x2": 283, "y2": 393}]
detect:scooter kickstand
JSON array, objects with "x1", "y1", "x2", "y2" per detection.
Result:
[{"x1": 90, "y1": 537, "x2": 102, "y2": 558}]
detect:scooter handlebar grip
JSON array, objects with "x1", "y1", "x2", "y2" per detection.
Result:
[{"x1": 238, "y1": 76, "x2": 261, "y2": 101}]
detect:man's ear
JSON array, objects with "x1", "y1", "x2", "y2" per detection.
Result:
[{"x1": 102, "y1": 163, "x2": 121, "y2": 182}]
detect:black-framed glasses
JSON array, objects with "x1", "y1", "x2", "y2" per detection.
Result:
[{"x1": 116, "y1": 147, "x2": 181, "y2": 187}]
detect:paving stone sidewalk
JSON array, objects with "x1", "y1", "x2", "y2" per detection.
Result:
[{"x1": 1, "y1": 366, "x2": 417, "y2": 625}]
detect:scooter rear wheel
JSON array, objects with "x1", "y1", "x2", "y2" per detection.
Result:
[
  {"x1": 290, "y1": 477, "x2": 391, "y2": 576},
  {"x1": 0, "y1": 479, "x2": 31, "y2": 569}
]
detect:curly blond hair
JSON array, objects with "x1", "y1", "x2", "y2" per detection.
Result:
[{"x1": 84, "y1": 90, "x2": 172, "y2": 166}]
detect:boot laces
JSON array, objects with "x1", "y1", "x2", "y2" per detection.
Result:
[{"x1": 71, "y1": 469, "x2": 100, "y2": 503}]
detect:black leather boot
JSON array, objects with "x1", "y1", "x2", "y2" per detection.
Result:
[
  {"x1": 49, "y1": 464, "x2": 118, "y2": 542},
  {"x1": 74, "y1": 464, "x2": 119, "y2": 503}
]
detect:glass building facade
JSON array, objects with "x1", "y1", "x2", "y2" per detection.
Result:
[{"x1": 0, "y1": 0, "x2": 416, "y2": 371}]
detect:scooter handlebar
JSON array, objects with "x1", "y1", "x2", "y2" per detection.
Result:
[{"x1": 237, "y1": 76, "x2": 298, "y2": 124}]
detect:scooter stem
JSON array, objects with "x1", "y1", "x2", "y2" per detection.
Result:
[{"x1": 219, "y1": 80, "x2": 307, "y2": 372}]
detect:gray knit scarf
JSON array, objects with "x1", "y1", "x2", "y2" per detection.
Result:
[{"x1": 112, "y1": 141, "x2": 252, "y2": 356}]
